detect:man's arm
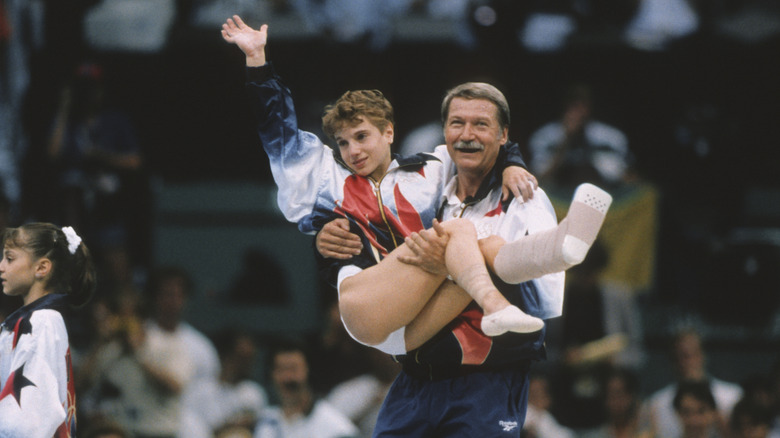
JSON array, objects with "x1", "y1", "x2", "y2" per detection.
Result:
[{"x1": 316, "y1": 218, "x2": 362, "y2": 260}]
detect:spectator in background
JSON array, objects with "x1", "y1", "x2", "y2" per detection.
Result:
[
  {"x1": 546, "y1": 240, "x2": 645, "y2": 369},
  {"x1": 254, "y1": 338, "x2": 359, "y2": 438},
  {"x1": 143, "y1": 265, "x2": 219, "y2": 385},
  {"x1": 648, "y1": 328, "x2": 742, "y2": 438},
  {"x1": 69, "y1": 233, "x2": 145, "y2": 355},
  {"x1": 739, "y1": 373, "x2": 778, "y2": 422},
  {"x1": 522, "y1": 371, "x2": 575, "y2": 438},
  {"x1": 74, "y1": 278, "x2": 177, "y2": 437},
  {"x1": 546, "y1": 241, "x2": 645, "y2": 430},
  {"x1": 307, "y1": 299, "x2": 372, "y2": 397},
  {"x1": 673, "y1": 380, "x2": 724, "y2": 438},
  {"x1": 46, "y1": 61, "x2": 151, "y2": 270},
  {"x1": 528, "y1": 81, "x2": 658, "y2": 297},
  {"x1": 729, "y1": 397, "x2": 778, "y2": 438},
  {"x1": 77, "y1": 264, "x2": 219, "y2": 437},
  {"x1": 326, "y1": 347, "x2": 401, "y2": 437},
  {"x1": 528, "y1": 82, "x2": 632, "y2": 191},
  {"x1": 581, "y1": 366, "x2": 655, "y2": 438},
  {"x1": 181, "y1": 328, "x2": 268, "y2": 438}
]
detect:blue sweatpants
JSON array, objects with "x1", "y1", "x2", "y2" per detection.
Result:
[{"x1": 372, "y1": 368, "x2": 530, "y2": 438}]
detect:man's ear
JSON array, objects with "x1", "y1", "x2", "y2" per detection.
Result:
[{"x1": 35, "y1": 258, "x2": 52, "y2": 279}]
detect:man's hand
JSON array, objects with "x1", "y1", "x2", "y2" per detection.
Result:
[
  {"x1": 398, "y1": 219, "x2": 449, "y2": 276},
  {"x1": 221, "y1": 15, "x2": 267, "y2": 67},
  {"x1": 502, "y1": 166, "x2": 537, "y2": 202},
  {"x1": 316, "y1": 218, "x2": 362, "y2": 260}
]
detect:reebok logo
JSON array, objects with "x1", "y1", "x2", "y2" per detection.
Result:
[{"x1": 499, "y1": 420, "x2": 518, "y2": 432}]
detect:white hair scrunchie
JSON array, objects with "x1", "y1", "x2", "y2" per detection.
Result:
[{"x1": 62, "y1": 226, "x2": 82, "y2": 255}]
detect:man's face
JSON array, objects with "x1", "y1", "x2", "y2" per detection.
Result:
[
  {"x1": 674, "y1": 333, "x2": 705, "y2": 380},
  {"x1": 604, "y1": 376, "x2": 634, "y2": 419},
  {"x1": 155, "y1": 277, "x2": 187, "y2": 322},
  {"x1": 272, "y1": 350, "x2": 308, "y2": 394},
  {"x1": 444, "y1": 97, "x2": 507, "y2": 180}
]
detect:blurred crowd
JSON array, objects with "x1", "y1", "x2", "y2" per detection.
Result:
[
  {"x1": 1, "y1": 210, "x2": 779, "y2": 438},
  {"x1": 1, "y1": 228, "x2": 779, "y2": 437},
  {"x1": 2, "y1": 1, "x2": 780, "y2": 437}
]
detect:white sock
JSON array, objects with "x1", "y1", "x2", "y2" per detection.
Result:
[
  {"x1": 481, "y1": 305, "x2": 544, "y2": 336},
  {"x1": 454, "y1": 265, "x2": 545, "y2": 335}
]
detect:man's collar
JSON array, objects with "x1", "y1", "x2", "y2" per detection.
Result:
[{"x1": 441, "y1": 177, "x2": 461, "y2": 209}]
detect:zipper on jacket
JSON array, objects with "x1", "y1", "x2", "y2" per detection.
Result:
[{"x1": 369, "y1": 173, "x2": 401, "y2": 249}]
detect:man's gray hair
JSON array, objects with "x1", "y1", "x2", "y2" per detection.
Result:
[{"x1": 441, "y1": 82, "x2": 510, "y2": 130}]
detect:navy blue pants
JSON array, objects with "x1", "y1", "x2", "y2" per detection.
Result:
[{"x1": 372, "y1": 368, "x2": 530, "y2": 437}]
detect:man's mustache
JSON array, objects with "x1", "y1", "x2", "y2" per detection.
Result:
[{"x1": 453, "y1": 140, "x2": 485, "y2": 151}]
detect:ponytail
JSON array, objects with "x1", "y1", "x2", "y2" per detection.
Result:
[
  {"x1": 2, "y1": 222, "x2": 97, "y2": 308},
  {"x1": 68, "y1": 237, "x2": 97, "y2": 308}
]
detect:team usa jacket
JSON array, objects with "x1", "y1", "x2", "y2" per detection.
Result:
[{"x1": 0, "y1": 294, "x2": 76, "y2": 438}]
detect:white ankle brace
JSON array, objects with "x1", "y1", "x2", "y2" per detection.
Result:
[{"x1": 494, "y1": 183, "x2": 612, "y2": 284}]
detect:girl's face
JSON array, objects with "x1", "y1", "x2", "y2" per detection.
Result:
[
  {"x1": 0, "y1": 244, "x2": 38, "y2": 299},
  {"x1": 335, "y1": 118, "x2": 394, "y2": 181}
]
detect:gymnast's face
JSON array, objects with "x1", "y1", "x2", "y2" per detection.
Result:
[
  {"x1": 0, "y1": 239, "x2": 39, "y2": 299},
  {"x1": 335, "y1": 117, "x2": 394, "y2": 181}
]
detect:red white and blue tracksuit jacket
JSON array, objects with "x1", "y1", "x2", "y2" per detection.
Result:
[{"x1": 0, "y1": 294, "x2": 76, "y2": 438}]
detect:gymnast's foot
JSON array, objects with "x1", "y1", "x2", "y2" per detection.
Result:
[
  {"x1": 560, "y1": 182, "x2": 613, "y2": 264},
  {"x1": 481, "y1": 305, "x2": 544, "y2": 336}
]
